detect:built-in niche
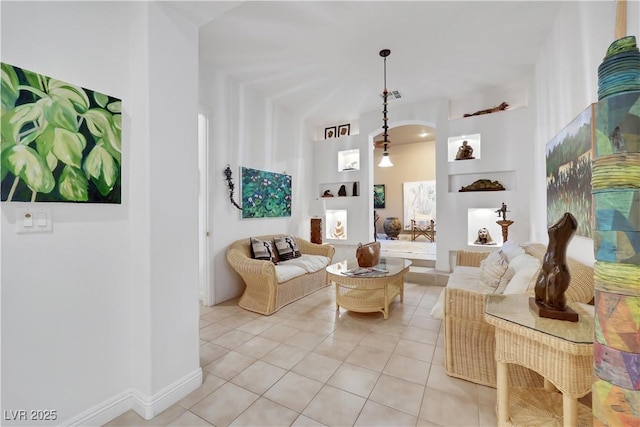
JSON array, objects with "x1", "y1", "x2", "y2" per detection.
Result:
[
  {"x1": 319, "y1": 181, "x2": 360, "y2": 198},
  {"x1": 326, "y1": 209, "x2": 347, "y2": 240},
  {"x1": 338, "y1": 149, "x2": 360, "y2": 171},
  {"x1": 448, "y1": 133, "x2": 481, "y2": 162},
  {"x1": 467, "y1": 208, "x2": 503, "y2": 246}
]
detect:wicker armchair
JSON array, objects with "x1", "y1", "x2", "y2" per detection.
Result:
[
  {"x1": 227, "y1": 235, "x2": 335, "y2": 315},
  {"x1": 444, "y1": 243, "x2": 594, "y2": 388}
]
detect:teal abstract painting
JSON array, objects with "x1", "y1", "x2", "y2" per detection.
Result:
[{"x1": 241, "y1": 167, "x2": 292, "y2": 218}]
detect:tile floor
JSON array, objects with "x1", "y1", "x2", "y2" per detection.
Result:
[{"x1": 105, "y1": 283, "x2": 498, "y2": 426}]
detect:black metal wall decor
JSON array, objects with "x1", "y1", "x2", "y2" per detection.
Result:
[{"x1": 223, "y1": 165, "x2": 242, "y2": 210}]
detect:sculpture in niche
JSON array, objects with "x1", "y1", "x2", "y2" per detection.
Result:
[
  {"x1": 455, "y1": 140, "x2": 475, "y2": 160},
  {"x1": 459, "y1": 179, "x2": 505, "y2": 192},
  {"x1": 531, "y1": 212, "x2": 579, "y2": 321},
  {"x1": 322, "y1": 190, "x2": 334, "y2": 198},
  {"x1": 495, "y1": 202, "x2": 509, "y2": 221},
  {"x1": 338, "y1": 185, "x2": 347, "y2": 197},
  {"x1": 463, "y1": 101, "x2": 509, "y2": 117},
  {"x1": 474, "y1": 227, "x2": 496, "y2": 245}
]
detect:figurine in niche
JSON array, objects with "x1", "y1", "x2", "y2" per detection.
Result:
[
  {"x1": 338, "y1": 185, "x2": 347, "y2": 197},
  {"x1": 474, "y1": 228, "x2": 496, "y2": 245},
  {"x1": 463, "y1": 101, "x2": 509, "y2": 117},
  {"x1": 455, "y1": 140, "x2": 475, "y2": 160},
  {"x1": 322, "y1": 190, "x2": 334, "y2": 198},
  {"x1": 534, "y1": 212, "x2": 578, "y2": 313},
  {"x1": 333, "y1": 220, "x2": 345, "y2": 238},
  {"x1": 352, "y1": 182, "x2": 359, "y2": 196},
  {"x1": 459, "y1": 179, "x2": 505, "y2": 192},
  {"x1": 495, "y1": 203, "x2": 509, "y2": 221}
]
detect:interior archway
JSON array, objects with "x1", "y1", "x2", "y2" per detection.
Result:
[{"x1": 370, "y1": 122, "x2": 436, "y2": 240}]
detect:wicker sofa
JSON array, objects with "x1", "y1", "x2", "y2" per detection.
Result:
[
  {"x1": 227, "y1": 235, "x2": 335, "y2": 315},
  {"x1": 443, "y1": 243, "x2": 594, "y2": 388}
]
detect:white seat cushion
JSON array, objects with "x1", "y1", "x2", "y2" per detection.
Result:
[
  {"x1": 274, "y1": 264, "x2": 308, "y2": 283},
  {"x1": 278, "y1": 254, "x2": 330, "y2": 273}
]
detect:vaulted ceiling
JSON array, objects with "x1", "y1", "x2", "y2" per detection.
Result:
[{"x1": 166, "y1": 1, "x2": 564, "y2": 130}]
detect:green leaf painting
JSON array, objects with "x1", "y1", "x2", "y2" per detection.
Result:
[
  {"x1": 241, "y1": 167, "x2": 292, "y2": 219},
  {"x1": 1, "y1": 63, "x2": 121, "y2": 203}
]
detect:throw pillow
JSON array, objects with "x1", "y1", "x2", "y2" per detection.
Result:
[
  {"x1": 499, "y1": 240, "x2": 525, "y2": 262},
  {"x1": 479, "y1": 251, "x2": 513, "y2": 292},
  {"x1": 273, "y1": 235, "x2": 301, "y2": 261},
  {"x1": 250, "y1": 237, "x2": 276, "y2": 263}
]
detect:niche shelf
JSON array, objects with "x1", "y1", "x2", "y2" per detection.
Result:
[
  {"x1": 320, "y1": 181, "x2": 360, "y2": 198},
  {"x1": 467, "y1": 208, "x2": 504, "y2": 247},
  {"x1": 338, "y1": 149, "x2": 360, "y2": 172},
  {"x1": 449, "y1": 171, "x2": 516, "y2": 193},
  {"x1": 326, "y1": 209, "x2": 347, "y2": 240},
  {"x1": 448, "y1": 133, "x2": 481, "y2": 162}
]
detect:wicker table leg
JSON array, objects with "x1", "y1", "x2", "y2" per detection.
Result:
[
  {"x1": 497, "y1": 360, "x2": 509, "y2": 426},
  {"x1": 563, "y1": 393, "x2": 577, "y2": 426}
]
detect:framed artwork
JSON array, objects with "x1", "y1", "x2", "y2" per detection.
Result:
[
  {"x1": 324, "y1": 126, "x2": 336, "y2": 139},
  {"x1": 1, "y1": 62, "x2": 122, "y2": 203},
  {"x1": 403, "y1": 180, "x2": 436, "y2": 230},
  {"x1": 338, "y1": 124, "x2": 351, "y2": 137},
  {"x1": 546, "y1": 104, "x2": 594, "y2": 238},
  {"x1": 241, "y1": 167, "x2": 292, "y2": 218},
  {"x1": 373, "y1": 184, "x2": 385, "y2": 209}
]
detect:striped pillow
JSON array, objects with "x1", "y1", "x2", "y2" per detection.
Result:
[
  {"x1": 274, "y1": 235, "x2": 301, "y2": 261},
  {"x1": 250, "y1": 237, "x2": 276, "y2": 263}
]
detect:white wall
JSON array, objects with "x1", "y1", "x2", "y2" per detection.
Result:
[
  {"x1": 199, "y1": 63, "x2": 309, "y2": 304},
  {"x1": 531, "y1": 0, "x2": 640, "y2": 265},
  {"x1": 1, "y1": 2, "x2": 201, "y2": 424}
]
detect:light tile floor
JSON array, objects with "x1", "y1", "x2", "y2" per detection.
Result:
[{"x1": 105, "y1": 283, "x2": 498, "y2": 427}]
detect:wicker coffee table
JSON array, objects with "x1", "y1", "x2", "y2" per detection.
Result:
[{"x1": 326, "y1": 258, "x2": 411, "y2": 319}]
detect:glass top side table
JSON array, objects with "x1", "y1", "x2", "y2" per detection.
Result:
[{"x1": 485, "y1": 294, "x2": 594, "y2": 426}]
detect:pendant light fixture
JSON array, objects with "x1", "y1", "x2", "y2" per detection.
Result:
[{"x1": 378, "y1": 49, "x2": 393, "y2": 168}]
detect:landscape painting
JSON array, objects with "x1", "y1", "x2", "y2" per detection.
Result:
[
  {"x1": 241, "y1": 167, "x2": 292, "y2": 218},
  {"x1": 1, "y1": 63, "x2": 122, "y2": 203},
  {"x1": 546, "y1": 104, "x2": 594, "y2": 238},
  {"x1": 403, "y1": 180, "x2": 436, "y2": 230}
]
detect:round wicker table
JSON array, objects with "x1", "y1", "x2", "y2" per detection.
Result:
[
  {"x1": 326, "y1": 258, "x2": 411, "y2": 320},
  {"x1": 485, "y1": 294, "x2": 594, "y2": 427}
]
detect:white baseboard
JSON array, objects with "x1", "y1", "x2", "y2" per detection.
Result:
[{"x1": 62, "y1": 368, "x2": 202, "y2": 426}]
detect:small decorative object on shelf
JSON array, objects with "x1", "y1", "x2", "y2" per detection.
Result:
[
  {"x1": 332, "y1": 220, "x2": 345, "y2": 239},
  {"x1": 474, "y1": 227, "x2": 497, "y2": 245},
  {"x1": 223, "y1": 165, "x2": 242, "y2": 210},
  {"x1": 352, "y1": 182, "x2": 359, "y2": 196},
  {"x1": 383, "y1": 217, "x2": 402, "y2": 239},
  {"x1": 495, "y1": 202, "x2": 514, "y2": 241},
  {"x1": 356, "y1": 241, "x2": 381, "y2": 267},
  {"x1": 338, "y1": 185, "x2": 347, "y2": 197},
  {"x1": 495, "y1": 202, "x2": 509, "y2": 221},
  {"x1": 459, "y1": 179, "x2": 505, "y2": 192},
  {"x1": 322, "y1": 190, "x2": 334, "y2": 198},
  {"x1": 530, "y1": 212, "x2": 579, "y2": 322},
  {"x1": 463, "y1": 101, "x2": 509, "y2": 117},
  {"x1": 455, "y1": 140, "x2": 475, "y2": 160}
]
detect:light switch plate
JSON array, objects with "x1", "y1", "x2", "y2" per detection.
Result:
[{"x1": 16, "y1": 208, "x2": 53, "y2": 233}]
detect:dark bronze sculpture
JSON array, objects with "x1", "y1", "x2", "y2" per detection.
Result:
[
  {"x1": 530, "y1": 212, "x2": 579, "y2": 321},
  {"x1": 463, "y1": 101, "x2": 509, "y2": 117},
  {"x1": 459, "y1": 179, "x2": 505, "y2": 192},
  {"x1": 495, "y1": 203, "x2": 509, "y2": 221},
  {"x1": 455, "y1": 140, "x2": 475, "y2": 160}
]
